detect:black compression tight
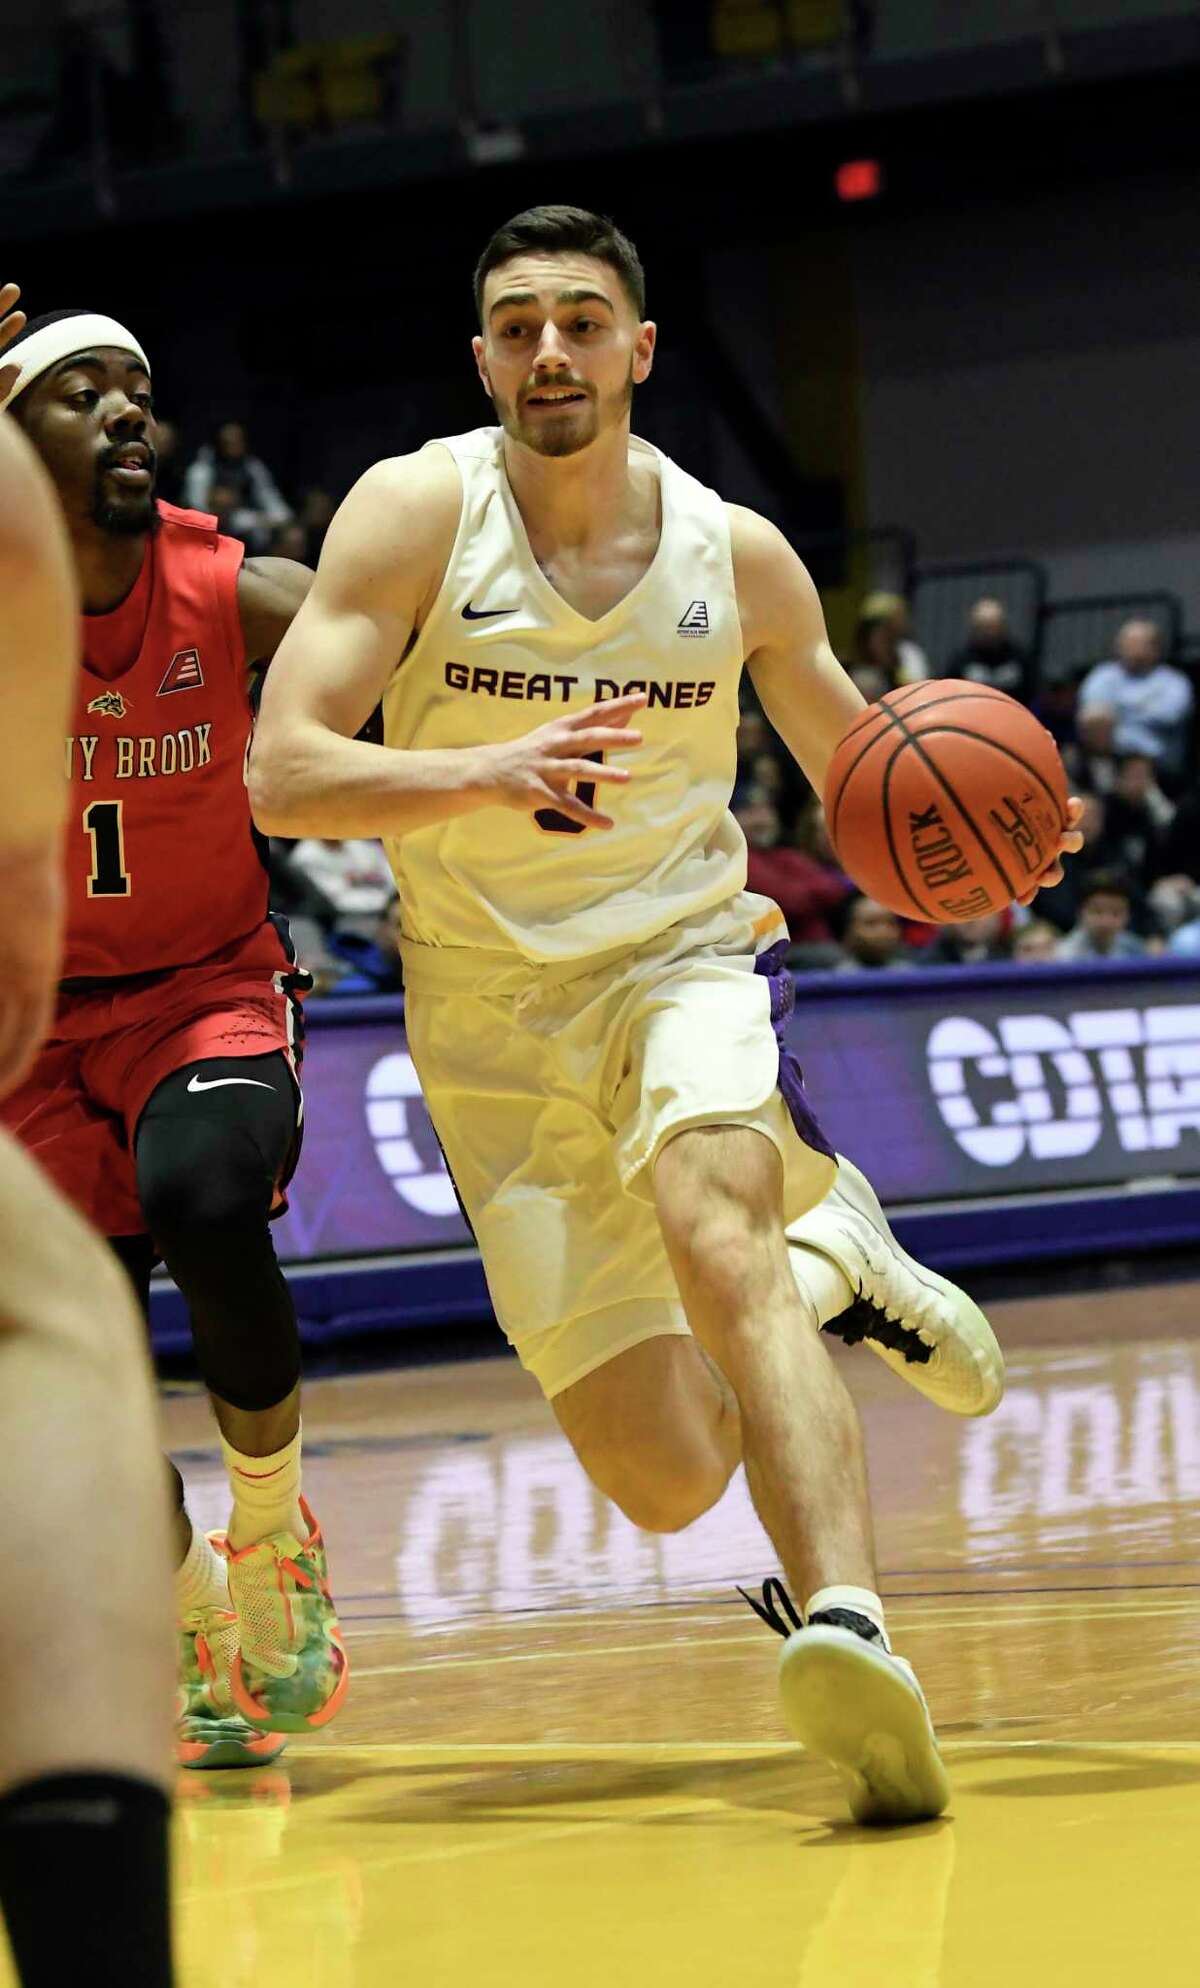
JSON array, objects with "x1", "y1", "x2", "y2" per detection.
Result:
[{"x1": 109, "y1": 1051, "x2": 303, "y2": 1415}]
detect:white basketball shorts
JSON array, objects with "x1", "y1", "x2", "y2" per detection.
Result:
[{"x1": 399, "y1": 893, "x2": 836, "y2": 1400}]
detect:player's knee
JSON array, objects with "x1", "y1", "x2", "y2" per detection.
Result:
[
  {"x1": 611, "y1": 1457, "x2": 729, "y2": 1533},
  {"x1": 576, "y1": 1436, "x2": 732, "y2": 1534},
  {"x1": 138, "y1": 1137, "x2": 269, "y2": 1247}
]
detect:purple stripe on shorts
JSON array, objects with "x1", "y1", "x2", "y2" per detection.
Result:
[{"x1": 753, "y1": 942, "x2": 836, "y2": 1161}]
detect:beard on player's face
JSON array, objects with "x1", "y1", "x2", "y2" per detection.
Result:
[
  {"x1": 496, "y1": 361, "x2": 635, "y2": 458},
  {"x1": 91, "y1": 444, "x2": 159, "y2": 536},
  {"x1": 92, "y1": 481, "x2": 158, "y2": 535}
]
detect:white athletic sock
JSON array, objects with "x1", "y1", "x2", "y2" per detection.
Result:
[
  {"x1": 221, "y1": 1425, "x2": 305, "y2": 1552},
  {"x1": 805, "y1": 1584, "x2": 891, "y2": 1651},
  {"x1": 174, "y1": 1522, "x2": 230, "y2": 1620},
  {"x1": 788, "y1": 1243, "x2": 855, "y2": 1327}
]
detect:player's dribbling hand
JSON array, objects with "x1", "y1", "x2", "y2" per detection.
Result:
[
  {"x1": 1014, "y1": 794, "x2": 1086, "y2": 906},
  {"x1": 0, "y1": 282, "x2": 27, "y2": 406},
  {"x1": 0, "y1": 842, "x2": 65, "y2": 1101},
  {"x1": 481, "y1": 692, "x2": 646, "y2": 832}
]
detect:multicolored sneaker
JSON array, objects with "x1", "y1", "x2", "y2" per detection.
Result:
[
  {"x1": 221, "y1": 1500, "x2": 349, "y2": 1734},
  {"x1": 177, "y1": 1597, "x2": 287, "y2": 1772}
]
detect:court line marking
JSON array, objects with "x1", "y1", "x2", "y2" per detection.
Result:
[
  {"x1": 346, "y1": 1596, "x2": 1200, "y2": 1676},
  {"x1": 338, "y1": 1585, "x2": 1200, "y2": 1635},
  {"x1": 301, "y1": 1738, "x2": 1200, "y2": 1758}
]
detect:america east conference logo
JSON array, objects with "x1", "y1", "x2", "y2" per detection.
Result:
[{"x1": 927, "y1": 1003, "x2": 1200, "y2": 1167}]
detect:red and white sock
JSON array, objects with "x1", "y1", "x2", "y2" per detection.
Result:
[{"x1": 221, "y1": 1425, "x2": 305, "y2": 1551}]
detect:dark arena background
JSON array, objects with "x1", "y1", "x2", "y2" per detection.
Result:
[{"x1": 2, "y1": 4, "x2": 1200, "y2": 1984}]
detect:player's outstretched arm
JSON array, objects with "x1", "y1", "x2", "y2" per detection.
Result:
[
  {"x1": 250, "y1": 450, "x2": 644, "y2": 839},
  {"x1": 0, "y1": 414, "x2": 79, "y2": 1096},
  {"x1": 731, "y1": 503, "x2": 1084, "y2": 893},
  {"x1": 731, "y1": 504, "x2": 867, "y2": 793}
]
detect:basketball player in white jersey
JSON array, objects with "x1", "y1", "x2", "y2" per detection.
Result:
[
  {"x1": 251, "y1": 207, "x2": 1081, "y2": 1825},
  {"x1": 0, "y1": 386, "x2": 175, "y2": 1982}
]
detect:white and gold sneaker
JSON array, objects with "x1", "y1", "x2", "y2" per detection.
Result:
[{"x1": 788, "y1": 1156, "x2": 1004, "y2": 1416}]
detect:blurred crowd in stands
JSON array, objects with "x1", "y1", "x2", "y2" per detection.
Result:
[
  {"x1": 180, "y1": 419, "x2": 1198, "y2": 991},
  {"x1": 737, "y1": 590, "x2": 1200, "y2": 977}
]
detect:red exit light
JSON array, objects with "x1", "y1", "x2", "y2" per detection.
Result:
[{"x1": 836, "y1": 158, "x2": 882, "y2": 202}]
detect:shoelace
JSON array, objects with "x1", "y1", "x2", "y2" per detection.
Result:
[
  {"x1": 736, "y1": 1576, "x2": 804, "y2": 1638},
  {"x1": 737, "y1": 1578, "x2": 885, "y2": 1649},
  {"x1": 822, "y1": 1292, "x2": 933, "y2": 1367}
]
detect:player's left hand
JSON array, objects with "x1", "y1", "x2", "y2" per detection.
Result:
[
  {"x1": 0, "y1": 281, "x2": 27, "y2": 406},
  {"x1": 1014, "y1": 795, "x2": 1085, "y2": 906}
]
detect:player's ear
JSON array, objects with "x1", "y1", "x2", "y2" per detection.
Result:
[
  {"x1": 471, "y1": 334, "x2": 493, "y2": 400},
  {"x1": 632, "y1": 320, "x2": 656, "y2": 386}
]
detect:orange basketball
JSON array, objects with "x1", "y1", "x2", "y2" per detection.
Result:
[{"x1": 824, "y1": 680, "x2": 1069, "y2": 924}]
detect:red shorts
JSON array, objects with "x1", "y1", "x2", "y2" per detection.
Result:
[{"x1": 0, "y1": 923, "x2": 310, "y2": 1237}]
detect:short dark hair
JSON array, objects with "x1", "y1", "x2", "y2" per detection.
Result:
[
  {"x1": 473, "y1": 205, "x2": 646, "y2": 322},
  {"x1": 1080, "y1": 867, "x2": 1132, "y2": 906}
]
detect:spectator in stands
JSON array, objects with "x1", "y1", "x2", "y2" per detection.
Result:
[
  {"x1": 299, "y1": 486, "x2": 336, "y2": 564},
  {"x1": 948, "y1": 598, "x2": 1035, "y2": 703},
  {"x1": 323, "y1": 897, "x2": 405, "y2": 995},
  {"x1": 1104, "y1": 751, "x2": 1174, "y2": 879},
  {"x1": 918, "y1": 909, "x2": 1011, "y2": 967},
  {"x1": 153, "y1": 418, "x2": 185, "y2": 506},
  {"x1": 1035, "y1": 790, "x2": 1121, "y2": 932},
  {"x1": 1166, "y1": 898, "x2": 1200, "y2": 957},
  {"x1": 1077, "y1": 618, "x2": 1194, "y2": 789},
  {"x1": 207, "y1": 481, "x2": 241, "y2": 538},
  {"x1": 267, "y1": 841, "x2": 352, "y2": 994},
  {"x1": 269, "y1": 520, "x2": 311, "y2": 563},
  {"x1": 847, "y1": 609, "x2": 899, "y2": 703},
  {"x1": 835, "y1": 894, "x2": 915, "y2": 973},
  {"x1": 733, "y1": 787, "x2": 852, "y2": 948},
  {"x1": 1011, "y1": 919, "x2": 1060, "y2": 963},
  {"x1": 736, "y1": 699, "x2": 804, "y2": 825},
  {"x1": 287, "y1": 837, "x2": 397, "y2": 922},
  {"x1": 1057, "y1": 869, "x2": 1145, "y2": 960},
  {"x1": 862, "y1": 592, "x2": 930, "y2": 684},
  {"x1": 183, "y1": 420, "x2": 293, "y2": 554},
  {"x1": 1148, "y1": 874, "x2": 1198, "y2": 940},
  {"x1": 736, "y1": 700, "x2": 772, "y2": 773},
  {"x1": 1035, "y1": 676, "x2": 1084, "y2": 783}
]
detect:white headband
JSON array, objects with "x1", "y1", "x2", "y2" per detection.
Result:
[{"x1": 0, "y1": 314, "x2": 151, "y2": 415}]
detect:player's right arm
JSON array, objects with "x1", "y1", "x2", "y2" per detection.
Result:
[
  {"x1": 249, "y1": 450, "x2": 643, "y2": 839},
  {"x1": 0, "y1": 413, "x2": 79, "y2": 1095}
]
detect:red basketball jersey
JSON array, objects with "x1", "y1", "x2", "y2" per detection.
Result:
[{"x1": 62, "y1": 500, "x2": 274, "y2": 978}]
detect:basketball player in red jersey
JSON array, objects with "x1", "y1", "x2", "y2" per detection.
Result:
[
  {"x1": 0, "y1": 288, "x2": 347, "y2": 1768},
  {"x1": 0, "y1": 401, "x2": 175, "y2": 1985}
]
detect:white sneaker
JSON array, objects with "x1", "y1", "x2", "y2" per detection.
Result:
[
  {"x1": 787, "y1": 1156, "x2": 1004, "y2": 1417},
  {"x1": 778, "y1": 1620, "x2": 951, "y2": 1827}
]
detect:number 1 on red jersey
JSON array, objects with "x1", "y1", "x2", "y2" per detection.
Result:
[{"x1": 84, "y1": 799, "x2": 131, "y2": 897}]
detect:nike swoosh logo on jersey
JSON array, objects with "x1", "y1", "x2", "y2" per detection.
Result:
[
  {"x1": 461, "y1": 602, "x2": 520, "y2": 620},
  {"x1": 186, "y1": 1074, "x2": 274, "y2": 1094}
]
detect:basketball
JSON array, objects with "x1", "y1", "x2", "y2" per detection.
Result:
[{"x1": 824, "y1": 680, "x2": 1069, "y2": 924}]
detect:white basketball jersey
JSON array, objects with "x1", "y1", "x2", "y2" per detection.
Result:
[{"x1": 381, "y1": 426, "x2": 746, "y2": 961}]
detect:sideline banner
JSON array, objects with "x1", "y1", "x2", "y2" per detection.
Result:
[{"x1": 274, "y1": 961, "x2": 1200, "y2": 1266}]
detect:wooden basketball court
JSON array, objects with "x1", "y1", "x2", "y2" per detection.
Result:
[{"x1": 40, "y1": 1280, "x2": 1200, "y2": 1984}]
